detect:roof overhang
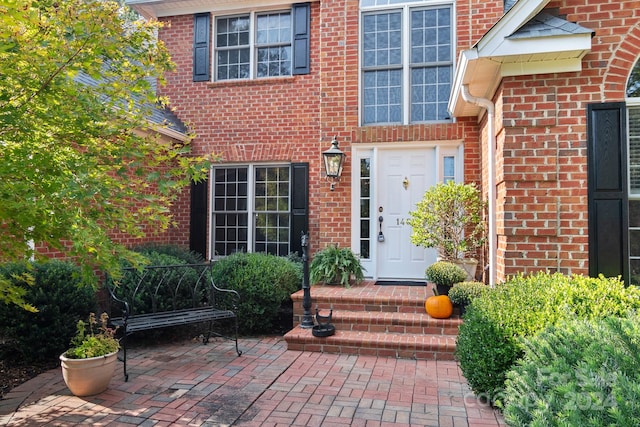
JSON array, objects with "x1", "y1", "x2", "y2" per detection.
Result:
[
  {"x1": 127, "y1": 0, "x2": 318, "y2": 19},
  {"x1": 449, "y1": 0, "x2": 593, "y2": 118}
]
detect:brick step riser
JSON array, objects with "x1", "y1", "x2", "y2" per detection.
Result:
[
  {"x1": 291, "y1": 300, "x2": 427, "y2": 315},
  {"x1": 292, "y1": 315, "x2": 460, "y2": 335},
  {"x1": 286, "y1": 341, "x2": 456, "y2": 360}
]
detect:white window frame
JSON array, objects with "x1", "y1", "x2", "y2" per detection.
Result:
[
  {"x1": 214, "y1": 9, "x2": 293, "y2": 81},
  {"x1": 359, "y1": 0, "x2": 456, "y2": 126},
  {"x1": 209, "y1": 163, "x2": 291, "y2": 258}
]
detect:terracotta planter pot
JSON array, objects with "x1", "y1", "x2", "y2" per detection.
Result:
[{"x1": 60, "y1": 351, "x2": 118, "y2": 396}]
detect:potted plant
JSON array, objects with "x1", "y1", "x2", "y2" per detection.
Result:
[
  {"x1": 60, "y1": 312, "x2": 120, "y2": 396},
  {"x1": 425, "y1": 260, "x2": 467, "y2": 296},
  {"x1": 309, "y1": 245, "x2": 365, "y2": 288},
  {"x1": 447, "y1": 281, "x2": 488, "y2": 315},
  {"x1": 408, "y1": 181, "x2": 485, "y2": 280}
]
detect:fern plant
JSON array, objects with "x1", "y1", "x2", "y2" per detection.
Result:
[{"x1": 309, "y1": 245, "x2": 365, "y2": 287}]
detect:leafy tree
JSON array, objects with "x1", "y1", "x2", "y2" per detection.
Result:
[{"x1": 0, "y1": 0, "x2": 212, "y2": 309}]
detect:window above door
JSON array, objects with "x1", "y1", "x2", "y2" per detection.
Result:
[{"x1": 360, "y1": 1, "x2": 454, "y2": 125}]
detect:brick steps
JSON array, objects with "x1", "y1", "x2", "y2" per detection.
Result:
[{"x1": 284, "y1": 281, "x2": 461, "y2": 360}]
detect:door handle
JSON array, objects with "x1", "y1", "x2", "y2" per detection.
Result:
[{"x1": 378, "y1": 215, "x2": 385, "y2": 242}]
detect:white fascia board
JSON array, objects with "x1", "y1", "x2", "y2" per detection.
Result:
[
  {"x1": 486, "y1": 33, "x2": 592, "y2": 58},
  {"x1": 127, "y1": 0, "x2": 316, "y2": 18},
  {"x1": 500, "y1": 57, "x2": 583, "y2": 77},
  {"x1": 449, "y1": 49, "x2": 501, "y2": 118},
  {"x1": 156, "y1": 125, "x2": 189, "y2": 142},
  {"x1": 448, "y1": 49, "x2": 476, "y2": 116},
  {"x1": 475, "y1": 0, "x2": 550, "y2": 53}
]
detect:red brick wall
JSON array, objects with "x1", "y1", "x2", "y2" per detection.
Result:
[
  {"x1": 156, "y1": 2, "x2": 486, "y2": 257},
  {"x1": 488, "y1": 0, "x2": 640, "y2": 280}
]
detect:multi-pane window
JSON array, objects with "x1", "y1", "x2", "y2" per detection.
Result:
[
  {"x1": 361, "y1": 2, "x2": 453, "y2": 125},
  {"x1": 359, "y1": 158, "x2": 371, "y2": 259},
  {"x1": 628, "y1": 107, "x2": 640, "y2": 285},
  {"x1": 213, "y1": 168, "x2": 249, "y2": 255},
  {"x1": 212, "y1": 165, "x2": 290, "y2": 257},
  {"x1": 254, "y1": 166, "x2": 290, "y2": 255},
  {"x1": 216, "y1": 11, "x2": 291, "y2": 81}
]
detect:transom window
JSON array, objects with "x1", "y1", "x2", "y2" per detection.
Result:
[
  {"x1": 216, "y1": 11, "x2": 292, "y2": 81},
  {"x1": 212, "y1": 165, "x2": 291, "y2": 256},
  {"x1": 361, "y1": 2, "x2": 453, "y2": 125}
]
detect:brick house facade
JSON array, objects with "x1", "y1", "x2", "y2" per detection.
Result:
[{"x1": 127, "y1": 0, "x2": 640, "y2": 285}]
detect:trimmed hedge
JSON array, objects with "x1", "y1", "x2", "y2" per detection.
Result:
[
  {"x1": 456, "y1": 272, "x2": 640, "y2": 405},
  {"x1": 503, "y1": 316, "x2": 640, "y2": 426},
  {"x1": 131, "y1": 243, "x2": 205, "y2": 264},
  {"x1": 211, "y1": 252, "x2": 301, "y2": 335},
  {"x1": 0, "y1": 261, "x2": 97, "y2": 362}
]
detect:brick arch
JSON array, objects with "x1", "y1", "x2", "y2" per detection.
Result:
[{"x1": 602, "y1": 23, "x2": 640, "y2": 100}]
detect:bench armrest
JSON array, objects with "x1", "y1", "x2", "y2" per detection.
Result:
[
  {"x1": 209, "y1": 278, "x2": 241, "y2": 310},
  {"x1": 106, "y1": 282, "x2": 131, "y2": 320}
]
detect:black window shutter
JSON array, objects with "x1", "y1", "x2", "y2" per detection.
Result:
[
  {"x1": 292, "y1": 3, "x2": 310, "y2": 75},
  {"x1": 190, "y1": 180, "x2": 208, "y2": 259},
  {"x1": 193, "y1": 13, "x2": 210, "y2": 82},
  {"x1": 290, "y1": 163, "x2": 309, "y2": 256},
  {"x1": 587, "y1": 102, "x2": 629, "y2": 284}
]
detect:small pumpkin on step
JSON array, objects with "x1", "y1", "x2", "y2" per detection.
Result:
[{"x1": 425, "y1": 287, "x2": 453, "y2": 319}]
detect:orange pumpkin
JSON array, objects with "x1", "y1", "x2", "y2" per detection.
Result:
[{"x1": 425, "y1": 294, "x2": 453, "y2": 319}]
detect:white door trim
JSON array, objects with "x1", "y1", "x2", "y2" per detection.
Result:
[{"x1": 351, "y1": 140, "x2": 464, "y2": 281}]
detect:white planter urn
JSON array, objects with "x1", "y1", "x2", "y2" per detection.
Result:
[
  {"x1": 453, "y1": 258, "x2": 478, "y2": 282},
  {"x1": 60, "y1": 351, "x2": 118, "y2": 396}
]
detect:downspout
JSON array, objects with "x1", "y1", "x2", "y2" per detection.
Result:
[{"x1": 461, "y1": 85, "x2": 497, "y2": 287}]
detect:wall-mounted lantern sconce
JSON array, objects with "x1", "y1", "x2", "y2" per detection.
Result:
[{"x1": 322, "y1": 136, "x2": 346, "y2": 191}]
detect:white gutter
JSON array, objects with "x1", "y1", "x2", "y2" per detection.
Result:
[{"x1": 461, "y1": 84, "x2": 497, "y2": 288}]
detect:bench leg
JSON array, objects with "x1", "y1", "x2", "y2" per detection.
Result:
[
  {"x1": 203, "y1": 320, "x2": 212, "y2": 344},
  {"x1": 119, "y1": 332, "x2": 129, "y2": 382},
  {"x1": 233, "y1": 316, "x2": 242, "y2": 356}
]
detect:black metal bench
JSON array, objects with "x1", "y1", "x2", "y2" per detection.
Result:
[{"x1": 106, "y1": 262, "x2": 242, "y2": 381}]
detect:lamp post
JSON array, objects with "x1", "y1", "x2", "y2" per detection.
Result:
[
  {"x1": 300, "y1": 232, "x2": 314, "y2": 328},
  {"x1": 322, "y1": 136, "x2": 346, "y2": 191}
]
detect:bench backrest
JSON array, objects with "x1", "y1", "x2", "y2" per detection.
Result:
[{"x1": 107, "y1": 263, "x2": 230, "y2": 316}]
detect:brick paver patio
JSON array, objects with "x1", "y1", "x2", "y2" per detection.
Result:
[{"x1": 0, "y1": 336, "x2": 504, "y2": 426}]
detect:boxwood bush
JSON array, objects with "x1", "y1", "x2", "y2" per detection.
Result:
[
  {"x1": 503, "y1": 315, "x2": 640, "y2": 426},
  {"x1": 456, "y1": 272, "x2": 640, "y2": 405},
  {"x1": 0, "y1": 261, "x2": 97, "y2": 362},
  {"x1": 131, "y1": 243, "x2": 205, "y2": 264},
  {"x1": 115, "y1": 252, "x2": 201, "y2": 315},
  {"x1": 211, "y1": 252, "x2": 302, "y2": 335}
]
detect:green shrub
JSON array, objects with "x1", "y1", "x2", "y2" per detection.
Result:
[
  {"x1": 132, "y1": 243, "x2": 205, "y2": 264},
  {"x1": 456, "y1": 272, "x2": 640, "y2": 405},
  {"x1": 503, "y1": 316, "x2": 640, "y2": 426},
  {"x1": 212, "y1": 252, "x2": 302, "y2": 335},
  {"x1": 447, "y1": 281, "x2": 488, "y2": 306},
  {"x1": 425, "y1": 261, "x2": 466, "y2": 287},
  {"x1": 0, "y1": 261, "x2": 97, "y2": 362},
  {"x1": 115, "y1": 252, "x2": 201, "y2": 315}
]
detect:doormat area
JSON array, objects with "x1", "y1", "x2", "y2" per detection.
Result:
[{"x1": 375, "y1": 280, "x2": 426, "y2": 286}]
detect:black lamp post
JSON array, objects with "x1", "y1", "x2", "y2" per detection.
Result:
[
  {"x1": 322, "y1": 136, "x2": 346, "y2": 191},
  {"x1": 300, "y1": 233, "x2": 314, "y2": 328}
]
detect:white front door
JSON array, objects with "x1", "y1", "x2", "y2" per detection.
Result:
[{"x1": 376, "y1": 148, "x2": 437, "y2": 279}]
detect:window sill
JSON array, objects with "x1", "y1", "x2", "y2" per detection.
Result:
[{"x1": 206, "y1": 76, "x2": 296, "y2": 88}]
